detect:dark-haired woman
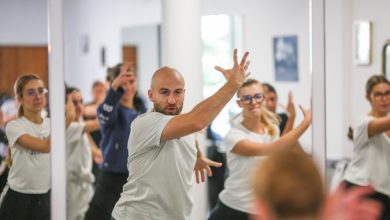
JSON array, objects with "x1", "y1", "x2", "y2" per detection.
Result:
[{"x1": 85, "y1": 63, "x2": 147, "y2": 220}]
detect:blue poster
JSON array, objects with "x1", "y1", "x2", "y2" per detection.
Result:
[{"x1": 273, "y1": 36, "x2": 298, "y2": 81}]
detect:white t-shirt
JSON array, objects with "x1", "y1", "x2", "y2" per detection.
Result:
[
  {"x1": 344, "y1": 115, "x2": 390, "y2": 196},
  {"x1": 5, "y1": 116, "x2": 51, "y2": 193},
  {"x1": 112, "y1": 112, "x2": 197, "y2": 220},
  {"x1": 219, "y1": 123, "x2": 279, "y2": 214},
  {"x1": 66, "y1": 122, "x2": 94, "y2": 220},
  {"x1": 66, "y1": 122, "x2": 94, "y2": 184}
]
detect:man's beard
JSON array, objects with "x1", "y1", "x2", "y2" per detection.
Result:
[{"x1": 154, "y1": 103, "x2": 183, "y2": 115}]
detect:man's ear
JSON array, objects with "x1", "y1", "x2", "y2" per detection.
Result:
[{"x1": 148, "y1": 89, "x2": 155, "y2": 102}]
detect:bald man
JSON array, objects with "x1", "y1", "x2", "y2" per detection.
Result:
[{"x1": 112, "y1": 50, "x2": 250, "y2": 220}]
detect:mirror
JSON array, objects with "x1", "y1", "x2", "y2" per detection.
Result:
[
  {"x1": 0, "y1": 0, "x2": 51, "y2": 219},
  {"x1": 325, "y1": 0, "x2": 390, "y2": 193},
  {"x1": 62, "y1": 0, "x2": 312, "y2": 219}
]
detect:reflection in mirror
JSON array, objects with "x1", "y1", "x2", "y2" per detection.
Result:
[
  {"x1": 0, "y1": 0, "x2": 51, "y2": 219},
  {"x1": 326, "y1": 0, "x2": 390, "y2": 218},
  {"x1": 62, "y1": 0, "x2": 312, "y2": 219}
]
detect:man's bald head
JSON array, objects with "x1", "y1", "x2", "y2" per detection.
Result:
[{"x1": 151, "y1": 66, "x2": 185, "y2": 90}]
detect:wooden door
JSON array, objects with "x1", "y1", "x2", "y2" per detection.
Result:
[
  {"x1": 0, "y1": 46, "x2": 48, "y2": 96},
  {"x1": 122, "y1": 46, "x2": 137, "y2": 73}
]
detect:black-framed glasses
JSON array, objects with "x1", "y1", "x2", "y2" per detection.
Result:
[
  {"x1": 25, "y1": 87, "x2": 48, "y2": 97},
  {"x1": 372, "y1": 90, "x2": 390, "y2": 100},
  {"x1": 239, "y1": 93, "x2": 264, "y2": 104}
]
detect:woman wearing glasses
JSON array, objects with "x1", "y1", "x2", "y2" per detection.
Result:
[
  {"x1": 0, "y1": 74, "x2": 74, "y2": 219},
  {"x1": 344, "y1": 75, "x2": 390, "y2": 220},
  {"x1": 208, "y1": 79, "x2": 311, "y2": 220}
]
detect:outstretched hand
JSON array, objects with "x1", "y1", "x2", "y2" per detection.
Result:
[
  {"x1": 194, "y1": 154, "x2": 223, "y2": 184},
  {"x1": 279, "y1": 91, "x2": 296, "y2": 117},
  {"x1": 111, "y1": 63, "x2": 135, "y2": 91},
  {"x1": 214, "y1": 49, "x2": 250, "y2": 88},
  {"x1": 299, "y1": 105, "x2": 311, "y2": 125}
]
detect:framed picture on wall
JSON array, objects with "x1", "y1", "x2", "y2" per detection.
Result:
[
  {"x1": 273, "y1": 35, "x2": 299, "y2": 81},
  {"x1": 353, "y1": 21, "x2": 372, "y2": 65}
]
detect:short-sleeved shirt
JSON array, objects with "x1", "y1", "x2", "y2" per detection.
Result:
[
  {"x1": 344, "y1": 115, "x2": 390, "y2": 196},
  {"x1": 5, "y1": 116, "x2": 51, "y2": 193},
  {"x1": 219, "y1": 123, "x2": 279, "y2": 214},
  {"x1": 112, "y1": 111, "x2": 197, "y2": 220},
  {"x1": 66, "y1": 122, "x2": 94, "y2": 184}
]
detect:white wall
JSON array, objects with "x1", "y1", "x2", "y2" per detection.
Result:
[
  {"x1": 0, "y1": 0, "x2": 47, "y2": 45},
  {"x1": 326, "y1": 0, "x2": 390, "y2": 159},
  {"x1": 122, "y1": 25, "x2": 160, "y2": 101},
  {"x1": 63, "y1": 0, "x2": 162, "y2": 102}
]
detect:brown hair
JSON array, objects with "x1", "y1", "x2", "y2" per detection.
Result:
[
  {"x1": 14, "y1": 74, "x2": 42, "y2": 117},
  {"x1": 347, "y1": 74, "x2": 390, "y2": 141},
  {"x1": 238, "y1": 79, "x2": 280, "y2": 137},
  {"x1": 7, "y1": 74, "x2": 42, "y2": 167},
  {"x1": 253, "y1": 150, "x2": 325, "y2": 219},
  {"x1": 365, "y1": 74, "x2": 390, "y2": 98}
]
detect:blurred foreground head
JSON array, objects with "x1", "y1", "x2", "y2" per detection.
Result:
[{"x1": 253, "y1": 149, "x2": 324, "y2": 220}]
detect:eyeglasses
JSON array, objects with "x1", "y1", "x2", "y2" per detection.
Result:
[
  {"x1": 372, "y1": 90, "x2": 390, "y2": 100},
  {"x1": 25, "y1": 87, "x2": 48, "y2": 97},
  {"x1": 239, "y1": 93, "x2": 264, "y2": 104}
]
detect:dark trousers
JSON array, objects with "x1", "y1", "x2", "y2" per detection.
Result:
[
  {"x1": 85, "y1": 170, "x2": 128, "y2": 220},
  {"x1": 344, "y1": 181, "x2": 390, "y2": 220},
  {"x1": 207, "y1": 146, "x2": 227, "y2": 210},
  {"x1": 0, "y1": 188, "x2": 50, "y2": 220},
  {"x1": 208, "y1": 199, "x2": 251, "y2": 220}
]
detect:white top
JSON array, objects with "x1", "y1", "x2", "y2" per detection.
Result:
[
  {"x1": 66, "y1": 121, "x2": 94, "y2": 184},
  {"x1": 112, "y1": 112, "x2": 197, "y2": 220},
  {"x1": 219, "y1": 123, "x2": 279, "y2": 214},
  {"x1": 5, "y1": 116, "x2": 51, "y2": 193},
  {"x1": 344, "y1": 115, "x2": 390, "y2": 196}
]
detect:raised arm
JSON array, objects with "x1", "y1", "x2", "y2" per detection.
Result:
[
  {"x1": 161, "y1": 49, "x2": 250, "y2": 141},
  {"x1": 98, "y1": 64, "x2": 134, "y2": 126},
  {"x1": 232, "y1": 105, "x2": 311, "y2": 156},
  {"x1": 367, "y1": 116, "x2": 390, "y2": 138},
  {"x1": 17, "y1": 134, "x2": 51, "y2": 153},
  {"x1": 83, "y1": 119, "x2": 100, "y2": 133},
  {"x1": 281, "y1": 91, "x2": 296, "y2": 136}
]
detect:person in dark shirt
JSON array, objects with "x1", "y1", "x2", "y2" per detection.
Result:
[
  {"x1": 85, "y1": 63, "x2": 147, "y2": 220},
  {"x1": 262, "y1": 83, "x2": 295, "y2": 136}
]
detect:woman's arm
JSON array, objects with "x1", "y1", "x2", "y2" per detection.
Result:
[
  {"x1": 16, "y1": 134, "x2": 51, "y2": 153},
  {"x1": 232, "y1": 106, "x2": 311, "y2": 156}
]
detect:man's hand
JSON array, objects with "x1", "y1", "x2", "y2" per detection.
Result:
[
  {"x1": 193, "y1": 153, "x2": 222, "y2": 184},
  {"x1": 214, "y1": 49, "x2": 250, "y2": 88}
]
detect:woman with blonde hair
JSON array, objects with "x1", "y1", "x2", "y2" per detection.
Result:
[{"x1": 208, "y1": 79, "x2": 311, "y2": 220}]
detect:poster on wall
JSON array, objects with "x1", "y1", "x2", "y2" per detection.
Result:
[{"x1": 273, "y1": 35, "x2": 299, "y2": 81}]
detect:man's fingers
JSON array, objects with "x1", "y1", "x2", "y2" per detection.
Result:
[
  {"x1": 244, "y1": 60, "x2": 250, "y2": 71},
  {"x1": 206, "y1": 166, "x2": 212, "y2": 177},
  {"x1": 208, "y1": 160, "x2": 223, "y2": 168},
  {"x1": 240, "y1": 51, "x2": 250, "y2": 66},
  {"x1": 233, "y1": 49, "x2": 238, "y2": 65},
  {"x1": 214, "y1": 66, "x2": 226, "y2": 74},
  {"x1": 195, "y1": 171, "x2": 200, "y2": 184}
]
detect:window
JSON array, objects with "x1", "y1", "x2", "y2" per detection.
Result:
[{"x1": 201, "y1": 14, "x2": 243, "y2": 137}]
